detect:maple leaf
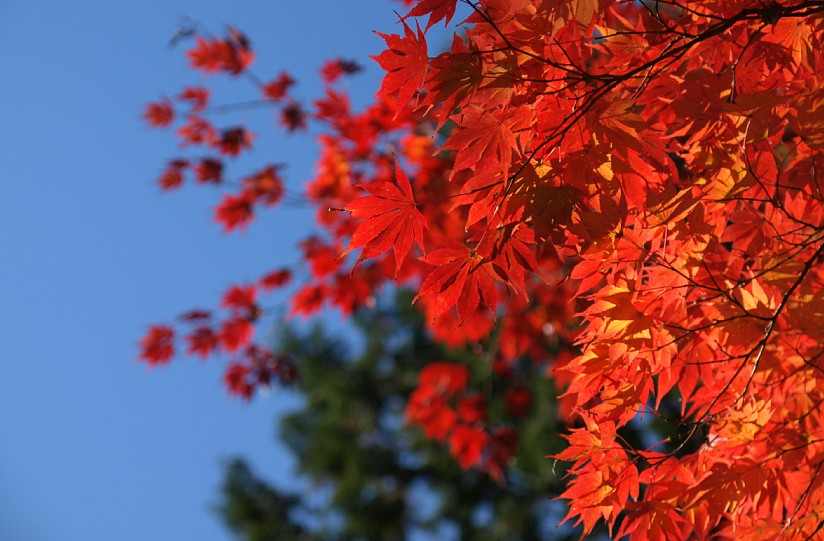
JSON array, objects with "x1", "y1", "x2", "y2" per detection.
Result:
[
  {"x1": 567, "y1": 0, "x2": 599, "y2": 26},
  {"x1": 486, "y1": 426, "x2": 518, "y2": 483},
  {"x1": 406, "y1": 395, "x2": 458, "y2": 441},
  {"x1": 262, "y1": 72, "x2": 295, "y2": 101},
  {"x1": 223, "y1": 361, "x2": 254, "y2": 399},
  {"x1": 320, "y1": 58, "x2": 362, "y2": 83},
  {"x1": 187, "y1": 30, "x2": 254, "y2": 75},
  {"x1": 418, "y1": 362, "x2": 469, "y2": 397},
  {"x1": 280, "y1": 102, "x2": 307, "y2": 132},
  {"x1": 215, "y1": 193, "x2": 254, "y2": 232},
  {"x1": 372, "y1": 20, "x2": 428, "y2": 109},
  {"x1": 289, "y1": 284, "x2": 329, "y2": 318},
  {"x1": 416, "y1": 243, "x2": 501, "y2": 321},
  {"x1": 139, "y1": 325, "x2": 175, "y2": 366},
  {"x1": 258, "y1": 269, "x2": 292, "y2": 291},
  {"x1": 222, "y1": 28, "x2": 255, "y2": 74},
  {"x1": 177, "y1": 309, "x2": 211, "y2": 322},
  {"x1": 242, "y1": 165, "x2": 284, "y2": 205},
  {"x1": 422, "y1": 35, "x2": 483, "y2": 128},
  {"x1": 301, "y1": 237, "x2": 342, "y2": 278},
  {"x1": 222, "y1": 285, "x2": 258, "y2": 314},
  {"x1": 143, "y1": 7, "x2": 824, "y2": 536},
  {"x1": 444, "y1": 105, "x2": 532, "y2": 178},
  {"x1": 143, "y1": 99, "x2": 174, "y2": 127},
  {"x1": 185, "y1": 327, "x2": 218, "y2": 359},
  {"x1": 217, "y1": 127, "x2": 254, "y2": 156},
  {"x1": 449, "y1": 425, "x2": 489, "y2": 469},
  {"x1": 187, "y1": 36, "x2": 223, "y2": 72},
  {"x1": 341, "y1": 158, "x2": 427, "y2": 275},
  {"x1": 218, "y1": 317, "x2": 254, "y2": 353},
  {"x1": 177, "y1": 86, "x2": 209, "y2": 111},
  {"x1": 617, "y1": 501, "x2": 689, "y2": 541},
  {"x1": 405, "y1": 0, "x2": 459, "y2": 29},
  {"x1": 177, "y1": 115, "x2": 217, "y2": 147},
  {"x1": 456, "y1": 393, "x2": 487, "y2": 424},
  {"x1": 157, "y1": 159, "x2": 187, "y2": 190},
  {"x1": 193, "y1": 158, "x2": 223, "y2": 184}
]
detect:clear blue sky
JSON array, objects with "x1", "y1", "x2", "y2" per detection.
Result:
[{"x1": 0, "y1": 1, "x2": 452, "y2": 539}]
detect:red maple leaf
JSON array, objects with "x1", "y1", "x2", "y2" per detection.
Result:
[
  {"x1": 258, "y1": 269, "x2": 292, "y2": 291},
  {"x1": 342, "y1": 158, "x2": 427, "y2": 274},
  {"x1": 320, "y1": 58, "x2": 362, "y2": 83},
  {"x1": 221, "y1": 285, "x2": 258, "y2": 314},
  {"x1": 143, "y1": 99, "x2": 174, "y2": 127},
  {"x1": 372, "y1": 20, "x2": 428, "y2": 109},
  {"x1": 177, "y1": 115, "x2": 217, "y2": 147},
  {"x1": 193, "y1": 158, "x2": 223, "y2": 184},
  {"x1": 406, "y1": 0, "x2": 459, "y2": 29},
  {"x1": 445, "y1": 105, "x2": 532, "y2": 178},
  {"x1": 457, "y1": 394, "x2": 487, "y2": 424},
  {"x1": 416, "y1": 243, "x2": 501, "y2": 321},
  {"x1": 301, "y1": 237, "x2": 342, "y2": 278},
  {"x1": 218, "y1": 317, "x2": 254, "y2": 353},
  {"x1": 177, "y1": 86, "x2": 209, "y2": 111},
  {"x1": 185, "y1": 327, "x2": 218, "y2": 359},
  {"x1": 449, "y1": 425, "x2": 489, "y2": 469},
  {"x1": 243, "y1": 166, "x2": 283, "y2": 205},
  {"x1": 223, "y1": 361, "x2": 254, "y2": 399},
  {"x1": 280, "y1": 102, "x2": 307, "y2": 132},
  {"x1": 187, "y1": 30, "x2": 254, "y2": 75},
  {"x1": 262, "y1": 72, "x2": 295, "y2": 101},
  {"x1": 157, "y1": 159, "x2": 187, "y2": 190},
  {"x1": 139, "y1": 325, "x2": 175, "y2": 366},
  {"x1": 289, "y1": 284, "x2": 329, "y2": 317},
  {"x1": 215, "y1": 193, "x2": 255, "y2": 232},
  {"x1": 418, "y1": 362, "x2": 469, "y2": 397},
  {"x1": 217, "y1": 127, "x2": 254, "y2": 156}
]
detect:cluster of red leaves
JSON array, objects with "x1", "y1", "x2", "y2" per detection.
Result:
[
  {"x1": 187, "y1": 28, "x2": 254, "y2": 74},
  {"x1": 142, "y1": 3, "x2": 824, "y2": 539},
  {"x1": 223, "y1": 346, "x2": 296, "y2": 399},
  {"x1": 139, "y1": 270, "x2": 293, "y2": 398},
  {"x1": 406, "y1": 361, "x2": 533, "y2": 482}
]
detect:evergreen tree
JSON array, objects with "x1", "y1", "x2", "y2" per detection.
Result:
[{"x1": 217, "y1": 291, "x2": 582, "y2": 541}]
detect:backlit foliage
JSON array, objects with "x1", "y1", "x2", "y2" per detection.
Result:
[{"x1": 141, "y1": 1, "x2": 824, "y2": 538}]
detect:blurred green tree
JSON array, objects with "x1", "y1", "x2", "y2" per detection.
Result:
[{"x1": 217, "y1": 290, "x2": 581, "y2": 541}]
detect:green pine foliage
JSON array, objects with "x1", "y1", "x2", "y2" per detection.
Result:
[{"x1": 217, "y1": 291, "x2": 586, "y2": 540}]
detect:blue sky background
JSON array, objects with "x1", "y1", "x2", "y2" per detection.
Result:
[{"x1": 0, "y1": 1, "x2": 455, "y2": 539}]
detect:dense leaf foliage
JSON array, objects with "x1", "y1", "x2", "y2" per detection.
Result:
[{"x1": 142, "y1": 1, "x2": 824, "y2": 538}]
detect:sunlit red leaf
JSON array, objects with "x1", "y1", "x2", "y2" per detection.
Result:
[
  {"x1": 372, "y1": 20, "x2": 428, "y2": 109},
  {"x1": 405, "y1": 0, "x2": 459, "y2": 29},
  {"x1": 342, "y1": 157, "x2": 427, "y2": 275}
]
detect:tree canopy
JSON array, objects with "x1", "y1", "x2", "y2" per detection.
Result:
[{"x1": 141, "y1": 1, "x2": 824, "y2": 538}]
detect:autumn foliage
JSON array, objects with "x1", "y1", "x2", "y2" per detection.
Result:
[{"x1": 141, "y1": 1, "x2": 824, "y2": 539}]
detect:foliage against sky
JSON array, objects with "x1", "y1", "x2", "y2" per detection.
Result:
[{"x1": 142, "y1": 0, "x2": 824, "y2": 538}]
